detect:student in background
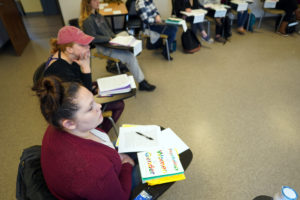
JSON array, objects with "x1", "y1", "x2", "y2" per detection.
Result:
[
  {"x1": 236, "y1": 10, "x2": 248, "y2": 34},
  {"x1": 32, "y1": 76, "x2": 137, "y2": 200},
  {"x1": 80, "y1": 0, "x2": 156, "y2": 91},
  {"x1": 174, "y1": 0, "x2": 214, "y2": 43},
  {"x1": 44, "y1": 26, "x2": 124, "y2": 133},
  {"x1": 276, "y1": 0, "x2": 298, "y2": 35},
  {"x1": 199, "y1": 0, "x2": 232, "y2": 43},
  {"x1": 136, "y1": 0, "x2": 178, "y2": 60}
]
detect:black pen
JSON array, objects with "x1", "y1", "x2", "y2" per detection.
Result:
[{"x1": 135, "y1": 132, "x2": 154, "y2": 140}]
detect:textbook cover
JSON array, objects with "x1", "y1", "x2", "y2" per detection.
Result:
[{"x1": 137, "y1": 148, "x2": 185, "y2": 184}]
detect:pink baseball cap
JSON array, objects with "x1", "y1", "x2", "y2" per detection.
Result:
[{"x1": 57, "y1": 26, "x2": 94, "y2": 45}]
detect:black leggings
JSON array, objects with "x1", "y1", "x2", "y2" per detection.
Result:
[{"x1": 276, "y1": 0, "x2": 298, "y2": 21}]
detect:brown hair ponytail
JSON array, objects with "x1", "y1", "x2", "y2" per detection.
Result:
[{"x1": 32, "y1": 76, "x2": 81, "y2": 129}]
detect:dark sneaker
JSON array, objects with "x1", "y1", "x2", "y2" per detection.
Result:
[
  {"x1": 139, "y1": 80, "x2": 156, "y2": 92},
  {"x1": 106, "y1": 65, "x2": 119, "y2": 74},
  {"x1": 215, "y1": 37, "x2": 227, "y2": 44}
]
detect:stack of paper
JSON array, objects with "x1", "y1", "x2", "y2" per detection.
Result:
[
  {"x1": 165, "y1": 18, "x2": 187, "y2": 32},
  {"x1": 180, "y1": 9, "x2": 207, "y2": 23},
  {"x1": 118, "y1": 125, "x2": 161, "y2": 153},
  {"x1": 109, "y1": 36, "x2": 142, "y2": 56},
  {"x1": 97, "y1": 74, "x2": 136, "y2": 96},
  {"x1": 117, "y1": 125, "x2": 190, "y2": 185},
  {"x1": 204, "y1": 4, "x2": 228, "y2": 18},
  {"x1": 230, "y1": 0, "x2": 248, "y2": 11},
  {"x1": 264, "y1": 0, "x2": 279, "y2": 8},
  {"x1": 137, "y1": 148, "x2": 185, "y2": 185}
]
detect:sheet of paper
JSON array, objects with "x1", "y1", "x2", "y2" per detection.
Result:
[
  {"x1": 263, "y1": 0, "x2": 278, "y2": 8},
  {"x1": 109, "y1": 36, "x2": 135, "y2": 46},
  {"x1": 104, "y1": 8, "x2": 112, "y2": 12},
  {"x1": 128, "y1": 75, "x2": 136, "y2": 89},
  {"x1": 158, "y1": 128, "x2": 189, "y2": 154},
  {"x1": 113, "y1": 10, "x2": 122, "y2": 14},
  {"x1": 118, "y1": 125, "x2": 161, "y2": 153},
  {"x1": 132, "y1": 39, "x2": 142, "y2": 56},
  {"x1": 97, "y1": 74, "x2": 130, "y2": 92}
]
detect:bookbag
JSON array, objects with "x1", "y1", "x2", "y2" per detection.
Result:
[
  {"x1": 244, "y1": 13, "x2": 256, "y2": 32},
  {"x1": 286, "y1": 15, "x2": 298, "y2": 34},
  {"x1": 16, "y1": 145, "x2": 56, "y2": 200},
  {"x1": 181, "y1": 29, "x2": 201, "y2": 53}
]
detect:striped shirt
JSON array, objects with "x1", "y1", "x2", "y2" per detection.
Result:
[{"x1": 136, "y1": 0, "x2": 160, "y2": 25}]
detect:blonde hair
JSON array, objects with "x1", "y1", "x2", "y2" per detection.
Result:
[
  {"x1": 79, "y1": 0, "x2": 99, "y2": 28},
  {"x1": 50, "y1": 38, "x2": 74, "y2": 54}
]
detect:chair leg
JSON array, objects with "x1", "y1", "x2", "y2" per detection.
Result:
[
  {"x1": 258, "y1": 11, "x2": 265, "y2": 29},
  {"x1": 247, "y1": 13, "x2": 250, "y2": 31},
  {"x1": 115, "y1": 62, "x2": 121, "y2": 74},
  {"x1": 107, "y1": 117, "x2": 119, "y2": 137},
  {"x1": 165, "y1": 38, "x2": 170, "y2": 61},
  {"x1": 207, "y1": 20, "x2": 211, "y2": 37},
  {"x1": 276, "y1": 14, "x2": 285, "y2": 32}
]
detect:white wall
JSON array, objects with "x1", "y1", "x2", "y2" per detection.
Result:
[
  {"x1": 57, "y1": 0, "x2": 269, "y2": 27},
  {"x1": 58, "y1": 0, "x2": 81, "y2": 25}
]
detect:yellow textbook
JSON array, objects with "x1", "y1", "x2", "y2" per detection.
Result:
[{"x1": 137, "y1": 148, "x2": 185, "y2": 186}]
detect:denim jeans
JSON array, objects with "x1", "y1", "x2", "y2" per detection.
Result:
[
  {"x1": 149, "y1": 24, "x2": 178, "y2": 49},
  {"x1": 237, "y1": 11, "x2": 248, "y2": 28}
]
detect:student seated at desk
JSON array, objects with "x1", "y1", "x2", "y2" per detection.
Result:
[
  {"x1": 136, "y1": 0, "x2": 178, "y2": 60},
  {"x1": 80, "y1": 0, "x2": 156, "y2": 92},
  {"x1": 221, "y1": 0, "x2": 248, "y2": 34},
  {"x1": 174, "y1": 0, "x2": 214, "y2": 43},
  {"x1": 32, "y1": 76, "x2": 138, "y2": 200},
  {"x1": 44, "y1": 26, "x2": 124, "y2": 133},
  {"x1": 276, "y1": 0, "x2": 298, "y2": 35},
  {"x1": 199, "y1": 0, "x2": 232, "y2": 43}
]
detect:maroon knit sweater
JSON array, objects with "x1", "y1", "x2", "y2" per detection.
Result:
[{"x1": 41, "y1": 125, "x2": 133, "y2": 200}]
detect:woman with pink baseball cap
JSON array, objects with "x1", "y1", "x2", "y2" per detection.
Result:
[{"x1": 43, "y1": 25, "x2": 124, "y2": 133}]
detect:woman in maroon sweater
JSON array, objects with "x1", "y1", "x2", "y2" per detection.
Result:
[{"x1": 32, "y1": 76, "x2": 135, "y2": 200}]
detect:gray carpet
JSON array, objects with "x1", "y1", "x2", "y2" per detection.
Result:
[{"x1": 0, "y1": 15, "x2": 299, "y2": 199}]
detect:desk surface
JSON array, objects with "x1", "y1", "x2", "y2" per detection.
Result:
[
  {"x1": 131, "y1": 148, "x2": 193, "y2": 200},
  {"x1": 94, "y1": 89, "x2": 136, "y2": 104},
  {"x1": 99, "y1": 2, "x2": 128, "y2": 16}
]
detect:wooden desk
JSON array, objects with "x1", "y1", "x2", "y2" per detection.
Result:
[
  {"x1": 94, "y1": 89, "x2": 136, "y2": 104},
  {"x1": 99, "y1": 2, "x2": 128, "y2": 33},
  {"x1": 130, "y1": 148, "x2": 193, "y2": 200}
]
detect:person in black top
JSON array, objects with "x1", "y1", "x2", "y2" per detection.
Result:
[
  {"x1": 276, "y1": 0, "x2": 298, "y2": 35},
  {"x1": 44, "y1": 26, "x2": 124, "y2": 133},
  {"x1": 174, "y1": 0, "x2": 214, "y2": 43}
]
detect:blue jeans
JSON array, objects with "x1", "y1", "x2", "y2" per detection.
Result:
[
  {"x1": 237, "y1": 11, "x2": 248, "y2": 28},
  {"x1": 149, "y1": 24, "x2": 178, "y2": 49}
]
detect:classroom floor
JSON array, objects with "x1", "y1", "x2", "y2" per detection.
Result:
[{"x1": 0, "y1": 15, "x2": 299, "y2": 200}]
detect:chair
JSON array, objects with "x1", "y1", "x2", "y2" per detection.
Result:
[
  {"x1": 258, "y1": 0, "x2": 285, "y2": 32},
  {"x1": 16, "y1": 145, "x2": 57, "y2": 200},
  {"x1": 33, "y1": 63, "x2": 119, "y2": 137},
  {"x1": 126, "y1": 0, "x2": 143, "y2": 35}
]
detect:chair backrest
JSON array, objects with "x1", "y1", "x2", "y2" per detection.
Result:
[
  {"x1": 126, "y1": 0, "x2": 138, "y2": 16},
  {"x1": 16, "y1": 145, "x2": 57, "y2": 200},
  {"x1": 68, "y1": 18, "x2": 79, "y2": 28},
  {"x1": 33, "y1": 62, "x2": 47, "y2": 86}
]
